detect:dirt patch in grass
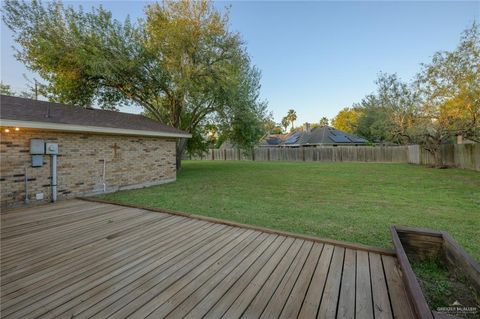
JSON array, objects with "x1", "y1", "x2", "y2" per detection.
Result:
[{"x1": 411, "y1": 257, "x2": 479, "y2": 319}]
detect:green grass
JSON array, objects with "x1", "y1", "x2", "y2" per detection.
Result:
[
  {"x1": 411, "y1": 257, "x2": 480, "y2": 313},
  {"x1": 411, "y1": 258, "x2": 454, "y2": 309},
  {"x1": 100, "y1": 161, "x2": 480, "y2": 260}
]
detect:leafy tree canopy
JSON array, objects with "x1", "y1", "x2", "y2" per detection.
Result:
[
  {"x1": 331, "y1": 107, "x2": 363, "y2": 134},
  {"x1": 263, "y1": 114, "x2": 283, "y2": 135},
  {"x1": 0, "y1": 82, "x2": 14, "y2": 95},
  {"x1": 354, "y1": 73, "x2": 419, "y2": 143},
  {"x1": 2, "y1": 0, "x2": 268, "y2": 167},
  {"x1": 319, "y1": 117, "x2": 329, "y2": 127},
  {"x1": 416, "y1": 22, "x2": 480, "y2": 144}
]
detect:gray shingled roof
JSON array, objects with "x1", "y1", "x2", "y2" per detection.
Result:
[
  {"x1": 0, "y1": 95, "x2": 190, "y2": 137},
  {"x1": 260, "y1": 135, "x2": 284, "y2": 146}
]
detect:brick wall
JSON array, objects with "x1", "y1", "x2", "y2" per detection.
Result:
[{"x1": 0, "y1": 129, "x2": 177, "y2": 208}]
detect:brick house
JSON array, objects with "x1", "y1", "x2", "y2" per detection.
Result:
[{"x1": 0, "y1": 95, "x2": 191, "y2": 208}]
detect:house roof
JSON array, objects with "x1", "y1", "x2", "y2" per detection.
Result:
[
  {"x1": 0, "y1": 95, "x2": 191, "y2": 138},
  {"x1": 261, "y1": 126, "x2": 367, "y2": 146},
  {"x1": 259, "y1": 134, "x2": 286, "y2": 146},
  {"x1": 293, "y1": 126, "x2": 367, "y2": 145}
]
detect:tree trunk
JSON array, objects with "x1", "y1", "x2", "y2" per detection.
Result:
[
  {"x1": 176, "y1": 138, "x2": 188, "y2": 171},
  {"x1": 433, "y1": 148, "x2": 443, "y2": 168},
  {"x1": 425, "y1": 145, "x2": 443, "y2": 168}
]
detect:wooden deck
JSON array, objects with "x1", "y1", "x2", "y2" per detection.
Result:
[{"x1": 1, "y1": 199, "x2": 416, "y2": 319}]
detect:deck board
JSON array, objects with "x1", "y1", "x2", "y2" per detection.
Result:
[
  {"x1": 0, "y1": 199, "x2": 416, "y2": 318},
  {"x1": 370, "y1": 253, "x2": 394, "y2": 319},
  {"x1": 356, "y1": 250, "x2": 374, "y2": 319},
  {"x1": 337, "y1": 248, "x2": 356, "y2": 319},
  {"x1": 317, "y1": 245, "x2": 345, "y2": 319}
]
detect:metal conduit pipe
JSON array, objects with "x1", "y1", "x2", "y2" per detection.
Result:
[
  {"x1": 51, "y1": 153, "x2": 57, "y2": 202},
  {"x1": 46, "y1": 143, "x2": 59, "y2": 202}
]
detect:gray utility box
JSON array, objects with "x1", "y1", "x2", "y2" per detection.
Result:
[
  {"x1": 31, "y1": 155, "x2": 43, "y2": 167},
  {"x1": 30, "y1": 139, "x2": 45, "y2": 167},
  {"x1": 30, "y1": 139, "x2": 45, "y2": 155},
  {"x1": 45, "y1": 143, "x2": 58, "y2": 155}
]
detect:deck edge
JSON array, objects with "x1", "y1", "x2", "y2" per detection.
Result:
[{"x1": 391, "y1": 225, "x2": 435, "y2": 319}]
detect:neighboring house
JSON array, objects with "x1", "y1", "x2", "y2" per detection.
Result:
[
  {"x1": 260, "y1": 123, "x2": 367, "y2": 147},
  {"x1": 259, "y1": 134, "x2": 287, "y2": 147},
  {"x1": 0, "y1": 95, "x2": 191, "y2": 208}
]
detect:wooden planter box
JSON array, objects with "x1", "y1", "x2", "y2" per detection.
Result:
[{"x1": 390, "y1": 225, "x2": 480, "y2": 319}]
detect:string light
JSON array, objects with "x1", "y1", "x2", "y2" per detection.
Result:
[
  {"x1": 15, "y1": 127, "x2": 20, "y2": 131},
  {"x1": 4, "y1": 128, "x2": 10, "y2": 133}
]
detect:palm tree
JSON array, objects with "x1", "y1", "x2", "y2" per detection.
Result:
[
  {"x1": 281, "y1": 117, "x2": 290, "y2": 133},
  {"x1": 286, "y1": 109, "x2": 297, "y2": 131}
]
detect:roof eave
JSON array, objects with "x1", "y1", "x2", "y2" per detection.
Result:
[{"x1": 0, "y1": 119, "x2": 192, "y2": 138}]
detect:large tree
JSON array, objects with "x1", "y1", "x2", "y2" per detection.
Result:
[
  {"x1": 416, "y1": 22, "x2": 480, "y2": 145},
  {"x1": 2, "y1": 0, "x2": 268, "y2": 168},
  {"x1": 349, "y1": 73, "x2": 418, "y2": 143},
  {"x1": 404, "y1": 23, "x2": 480, "y2": 167}
]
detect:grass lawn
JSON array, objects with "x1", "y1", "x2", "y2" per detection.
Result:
[{"x1": 100, "y1": 161, "x2": 480, "y2": 260}]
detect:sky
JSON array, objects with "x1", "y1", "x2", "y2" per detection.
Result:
[{"x1": 1, "y1": 1, "x2": 479, "y2": 125}]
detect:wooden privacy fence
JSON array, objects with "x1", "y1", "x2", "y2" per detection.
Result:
[
  {"x1": 407, "y1": 144, "x2": 480, "y2": 171},
  {"x1": 188, "y1": 144, "x2": 480, "y2": 171},
  {"x1": 189, "y1": 145, "x2": 408, "y2": 163}
]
